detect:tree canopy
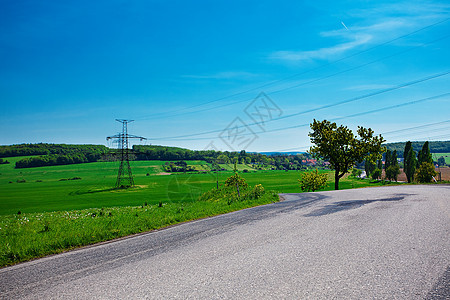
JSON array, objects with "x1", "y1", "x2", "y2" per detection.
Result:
[{"x1": 308, "y1": 119, "x2": 385, "y2": 190}]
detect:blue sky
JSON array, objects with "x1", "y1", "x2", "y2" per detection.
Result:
[{"x1": 1, "y1": 0, "x2": 449, "y2": 152}]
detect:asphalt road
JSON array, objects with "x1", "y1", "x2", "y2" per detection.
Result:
[{"x1": 1, "y1": 185, "x2": 449, "y2": 299}]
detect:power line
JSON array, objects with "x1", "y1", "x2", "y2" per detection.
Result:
[
  {"x1": 382, "y1": 119, "x2": 450, "y2": 135},
  {"x1": 262, "y1": 120, "x2": 450, "y2": 153},
  {"x1": 149, "y1": 92, "x2": 450, "y2": 142},
  {"x1": 383, "y1": 126, "x2": 450, "y2": 141},
  {"x1": 107, "y1": 119, "x2": 146, "y2": 188},
  {"x1": 145, "y1": 72, "x2": 450, "y2": 140},
  {"x1": 139, "y1": 33, "x2": 450, "y2": 122},
  {"x1": 136, "y1": 17, "x2": 450, "y2": 120}
]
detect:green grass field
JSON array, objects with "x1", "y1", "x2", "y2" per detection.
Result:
[
  {"x1": 0, "y1": 158, "x2": 396, "y2": 266},
  {"x1": 0, "y1": 158, "x2": 387, "y2": 216},
  {"x1": 433, "y1": 153, "x2": 450, "y2": 164}
]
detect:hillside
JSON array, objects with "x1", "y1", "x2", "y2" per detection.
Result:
[{"x1": 384, "y1": 141, "x2": 450, "y2": 157}]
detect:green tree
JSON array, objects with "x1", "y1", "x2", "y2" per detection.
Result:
[
  {"x1": 225, "y1": 163, "x2": 248, "y2": 198},
  {"x1": 351, "y1": 168, "x2": 362, "y2": 178},
  {"x1": 415, "y1": 162, "x2": 437, "y2": 183},
  {"x1": 308, "y1": 119, "x2": 385, "y2": 190},
  {"x1": 417, "y1": 141, "x2": 432, "y2": 166},
  {"x1": 437, "y1": 156, "x2": 446, "y2": 166},
  {"x1": 216, "y1": 154, "x2": 229, "y2": 164},
  {"x1": 377, "y1": 159, "x2": 383, "y2": 173},
  {"x1": 386, "y1": 165, "x2": 400, "y2": 181},
  {"x1": 391, "y1": 150, "x2": 398, "y2": 167},
  {"x1": 404, "y1": 141, "x2": 412, "y2": 182},
  {"x1": 365, "y1": 159, "x2": 376, "y2": 177},
  {"x1": 385, "y1": 150, "x2": 392, "y2": 171},
  {"x1": 298, "y1": 169, "x2": 328, "y2": 192},
  {"x1": 371, "y1": 168, "x2": 382, "y2": 180},
  {"x1": 404, "y1": 147, "x2": 417, "y2": 183}
]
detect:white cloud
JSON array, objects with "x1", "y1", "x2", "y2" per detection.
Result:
[
  {"x1": 270, "y1": 1, "x2": 449, "y2": 64},
  {"x1": 270, "y1": 34, "x2": 372, "y2": 62}
]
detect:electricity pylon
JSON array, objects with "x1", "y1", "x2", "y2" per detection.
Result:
[{"x1": 107, "y1": 119, "x2": 146, "y2": 188}]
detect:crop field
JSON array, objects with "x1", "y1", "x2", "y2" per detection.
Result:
[
  {"x1": 0, "y1": 158, "x2": 294, "y2": 215},
  {"x1": 0, "y1": 158, "x2": 212, "y2": 215},
  {"x1": 0, "y1": 157, "x2": 396, "y2": 266},
  {"x1": 0, "y1": 158, "x2": 389, "y2": 216}
]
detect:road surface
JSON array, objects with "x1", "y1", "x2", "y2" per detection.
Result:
[{"x1": 1, "y1": 185, "x2": 449, "y2": 299}]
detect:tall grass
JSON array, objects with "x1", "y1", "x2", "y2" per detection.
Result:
[{"x1": 0, "y1": 190, "x2": 279, "y2": 267}]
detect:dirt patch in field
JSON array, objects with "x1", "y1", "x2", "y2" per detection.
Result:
[
  {"x1": 153, "y1": 172, "x2": 171, "y2": 176},
  {"x1": 436, "y1": 167, "x2": 450, "y2": 181},
  {"x1": 397, "y1": 167, "x2": 450, "y2": 182},
  {"x1": 135, "y1": 185, "x2": 149, "y2": 188}
]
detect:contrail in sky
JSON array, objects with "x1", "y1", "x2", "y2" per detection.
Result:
[{"x1": 341, "y1": 21, "x2": 349, "y2": 30}]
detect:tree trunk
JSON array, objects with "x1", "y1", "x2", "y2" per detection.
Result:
[{"x1": 335, "y1": 171, "x2": 340, "y2": 190}]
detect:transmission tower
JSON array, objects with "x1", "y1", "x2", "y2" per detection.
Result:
[{"x1": 107, "y1": 119, "x2": 146, "y2": 188}]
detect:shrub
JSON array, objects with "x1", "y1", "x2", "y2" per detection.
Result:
[
  {"x1": 371, "y1": 168, "x2": 382, "y2": 180},
  {"x1": 386, "y1": 165, "x2": 400, "y2": 182},
  {"x1": 224, "y1": 174, "x2": 248, "y2": 189},
  {"x1": 415, "y1": 162, "x2": 437, "y2": 183},
  {"x1": 298, "y1": 169, "x2": 328, "y2": 192},
  {"x1": 224, "y1": 173, "x2": 248, "y2": 198},
  {"x1": 200, "y1": 175, "x2": 266, "y2": 204},
  {"x1": 249, "y1": 184, "x2": 265, "y2": 199},
  {"x1": 351, "y1": 168, "x2": 362, "y2": 178}
]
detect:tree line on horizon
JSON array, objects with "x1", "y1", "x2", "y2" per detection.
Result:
[
  {"x1": 2, "y1": 140, "x2": 449, "y2": 171},
  {"x1": 383, "y1": 141, "x2": 450, "y2": 157},
  {"x1": 0, "y1": 144, "x2": 108, "y2": 169},
  {"x1": 1, "y1": 143, "x2": 314, "y2": 170}
]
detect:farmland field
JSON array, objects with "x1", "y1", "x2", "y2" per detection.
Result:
[
  {"x1": 0, "y1": 158, "x2": 213, "y2": 215},
  {"x1": 433, "y1": 152, "x2": 450, "y2": 164},
  {"x1": 0, "y1": 158, "x2": 385, "y2": 215},
  {"x1": 0, "y1": 158, "x2": 396, "y2": 266}
]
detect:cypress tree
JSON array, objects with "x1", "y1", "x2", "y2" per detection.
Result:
[
  {"x1": 405, "y1": 148, "x2": 417, "y2": 183},
  {"x1": 418, "y1": 141, "x2": 432, "y2": 165},
  {"x1": 404, "y1": 141, "x2": 412, "y2": 181},
  {"x1": 391, "y1": 150, "x2": 398, "y2": 166},
  {"x1": 385, "y1": 150, "x2": 392, "y2": 171}
]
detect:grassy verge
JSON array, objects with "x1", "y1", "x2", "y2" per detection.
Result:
[{"x1": 0, "y1": 190, "x2": 279, "y2": 268}]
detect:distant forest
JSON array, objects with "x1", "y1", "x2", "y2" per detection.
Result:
[
  {"x1": 2, "y1": 141, "x2": 448, "y2": 169},
  {"x1": 384, "y1": 141, "x2": 450, "y2": 157},
  {"x1": 133, "y1": 145, "x2": 311, "y2": 170},
  {"x1": 0, "y1": 144, "x2": 108, "y2": 168},
  {"x1": 0, "y1": 144, "x2": 312, "y2": 170}
]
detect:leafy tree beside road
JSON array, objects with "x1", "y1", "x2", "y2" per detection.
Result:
[
  {"x1": 415, "y1": 141, "x2": 437, "y2": 183},
  {"x1": 416, "y1": 162, "x2": 437, "y2": 183},
  {"x1": 308, "y1": 119, "x2": 385, "y2": 190}
]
